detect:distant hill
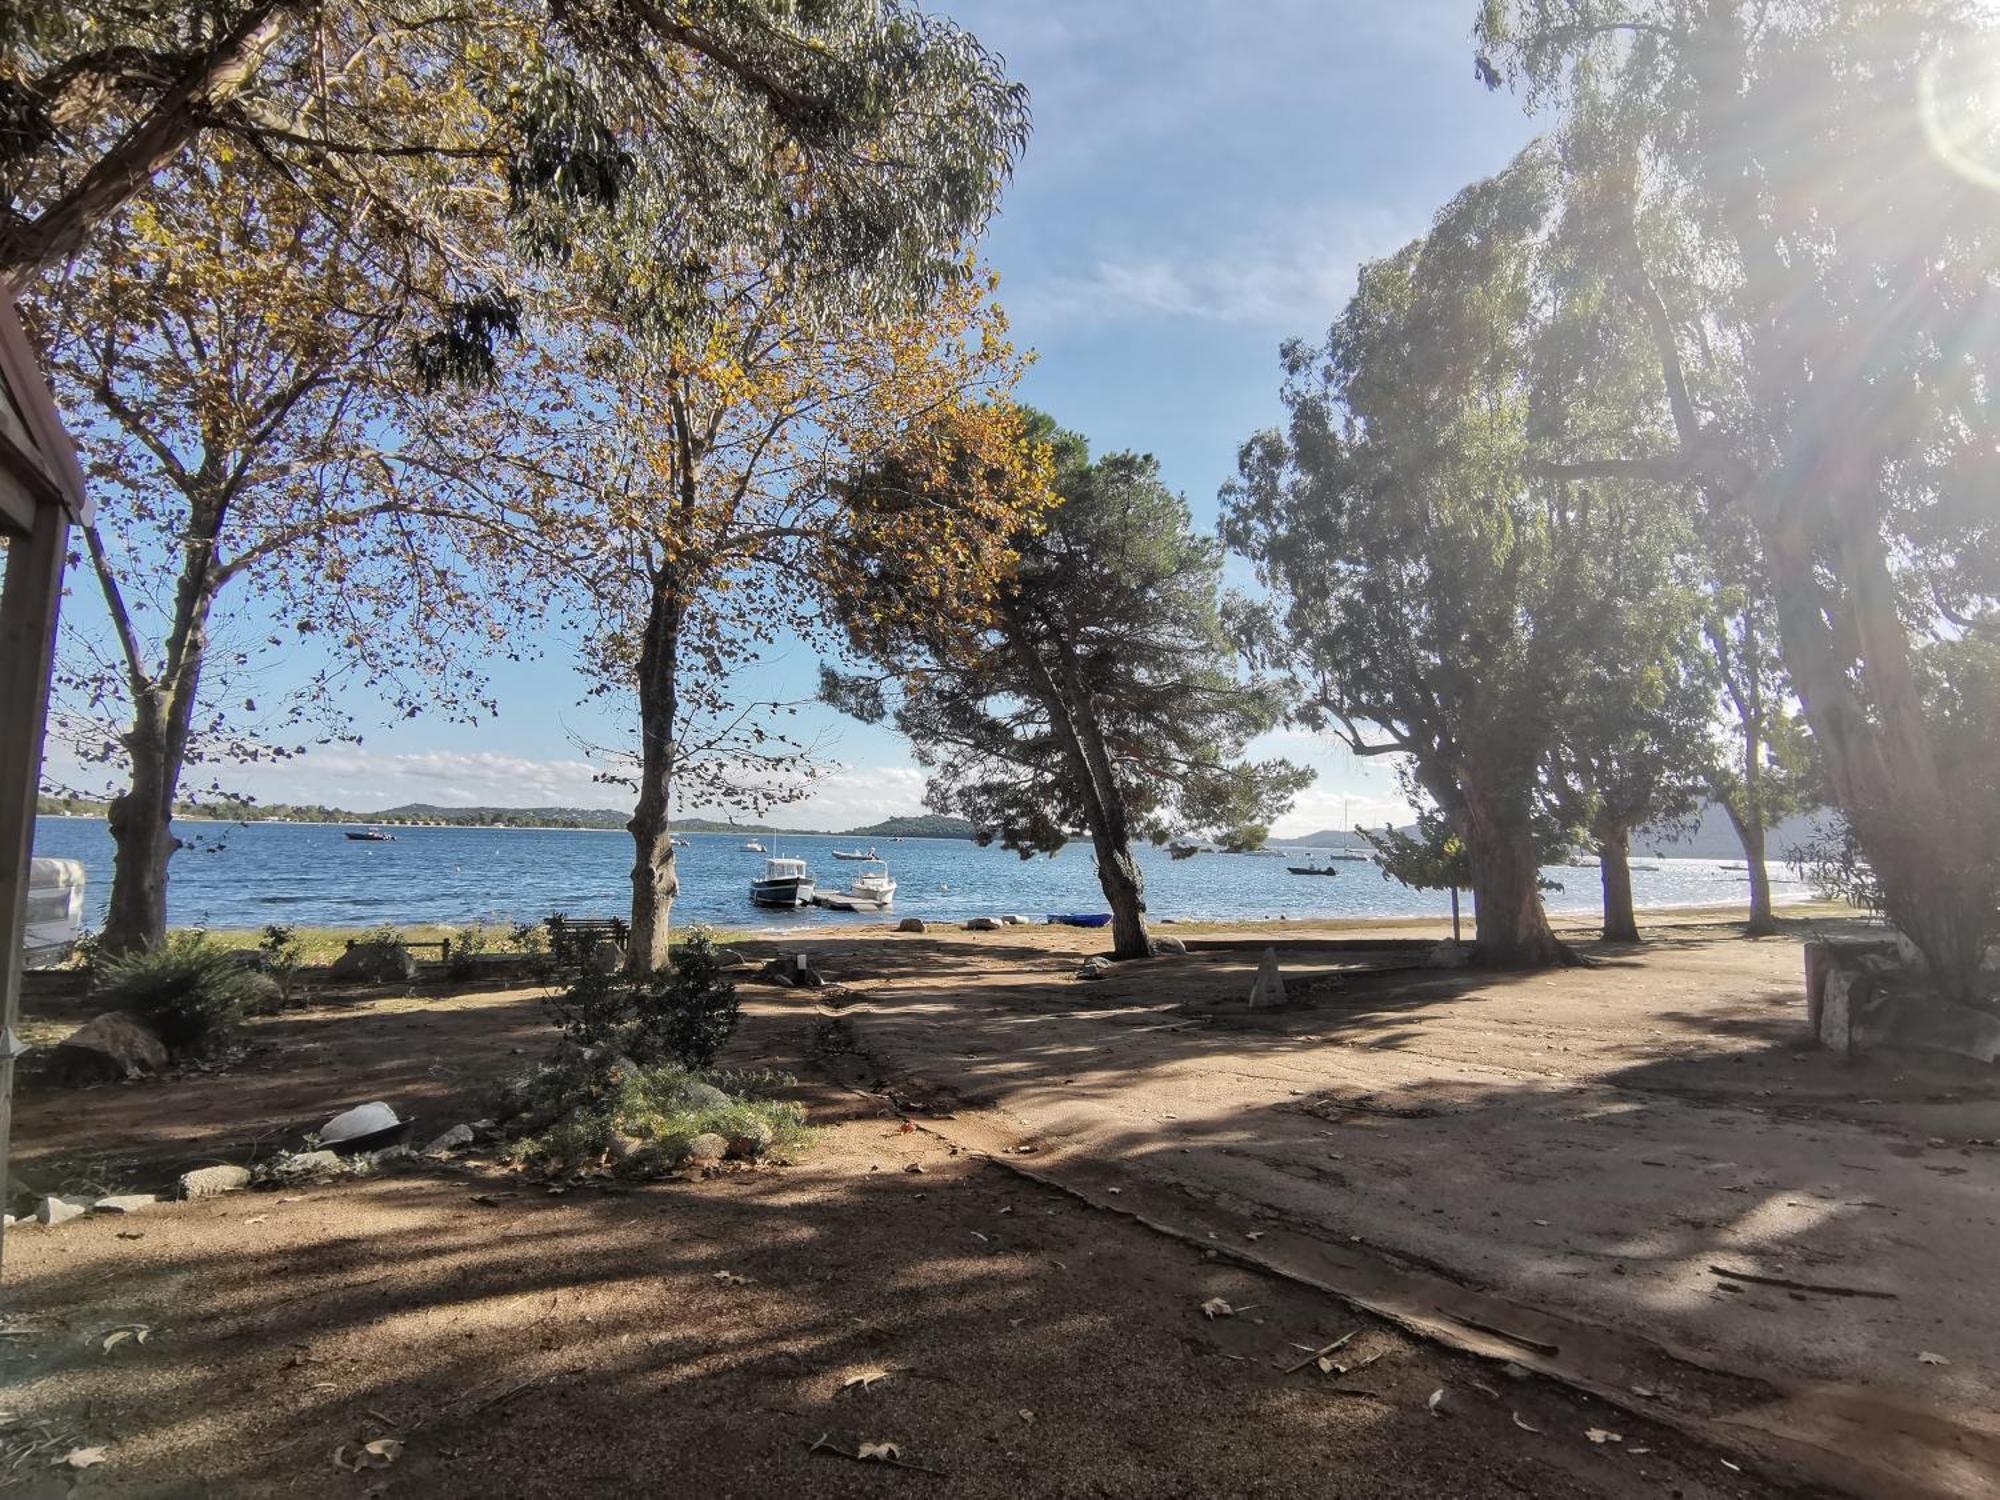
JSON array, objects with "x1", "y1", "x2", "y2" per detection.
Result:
[
  {"x1": 1281, "y1": 805, "x2": 1833, "y2": 862},
  {"x1": 844, "y1": 814, "x2": 975, "y2": 839}
]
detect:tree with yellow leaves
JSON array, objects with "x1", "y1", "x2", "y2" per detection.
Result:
[
  {"x1": 31, "y1": 150, "x2": 563, "y2": 953},
  {"x1": 548, "y1": 257, "x2": 1038, "y2": 971}
]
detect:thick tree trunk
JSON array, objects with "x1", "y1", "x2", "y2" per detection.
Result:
[
  {"x1": 1458, "y1": 764, "x2": 1567, "y2": 968},
  {"x1": 627, "y1": 571, "x2": 683, "y2": 976},
  {"x1": 1761, "y1": 514, "x2": 1988, "y2": 999},
  {"x1": 1596, "y1": 827, "x2": 1639, "y2": 943},
  {"x1": 100, "y1": 714, "x2": 177, "y2": 955}
]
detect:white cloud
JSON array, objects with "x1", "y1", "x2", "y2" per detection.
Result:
[{"x1": 1012, "y1": 204, "x2": 1412, "y2": 330}]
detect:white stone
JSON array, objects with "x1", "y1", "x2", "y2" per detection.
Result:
[
  {"x1": 319, "y1": 1101, "x2": 400, "y2": 1147},
  {"x1": 178, "y1": 1164, "x2": 252, "y2": 1199},
  {"x1": 1248, "y1": 948, "x2": 1287, "y2": 1009},
  {"x1": 1155, "y1": 935, "x2": 1188, "y2": 955},
  {"x1": 36, "y1": 1195, "x2": 91, "y2": 1226}
]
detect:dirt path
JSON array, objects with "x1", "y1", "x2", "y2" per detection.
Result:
[
  {"x1": 0, "y1": 986, "x2": 1782, "y2": 1497},
  {"x1": 795, "y1": 919, "x2": 2000, "y2": 1497}
]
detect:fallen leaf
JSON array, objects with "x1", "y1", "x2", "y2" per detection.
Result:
[
  {"x1": 1469, "y1": 1379, "x2": 1499, "y2": 1398},
  {"x1": 903, "y1": 1163, "x2": 924, "y2": 1175},
  {"x1": 1426, "y1": 1387, "x2": 1447, "y2": 1416},
  {"x1": 1585, "y1": 1428, "x2": 1622, "y2": 1445},
  {"x1": 970, "y1": 1231, "x2": 988, "y2": 1243},
  {"x1": 1106, "y1": 1187, "x2": 1121, "y2": 1195},
  {"x1": 1719, "y1": 1458, "x2": 1739, "y2": 1471},
  {"x1": 1531, "y1": 1219, "x2": 1551, "y2": 1227},
  {"x1": 1631, "y1": 1446, "x2": 1653, "y2": 1455},
  {"x1": 1018, "y1": 1409, "x2": 1035, "y2": 1424},
  {"x1": 244, "y1": 1215, "x2": 269, "y2": 1225},
  {"x1": 857, "y1": 1440, "x2": 900, "y2": 1462},
  {"x1": 115, "y1": 1231, "x2": 143, "y2": 1241},
  {"x1": 898, "y1": 1121, "x2": 915, "y2": 1134},
  {"x1": 1245, "y1": 1231, "x2": 1265, "y2": 1242},
  {"x1": 333, "y1": 1437, "x2": 403, "y2": 1471},
  {"x1": 1918, "y1": 1351, "x2": 1951, "y2": 1366},
  {"x1": 1200, "y1": 1297, "x2": 1236, "y2": 1320},
  {"x1": 1630, "y1": 1384, "x2": 1657, "y2": 1398},
  {"x1": 101, "y1": 1330, "x2": 132, "y2": 1354},
  {"x1": 1316, "y1": 1356, "x2": 1344, "y2": 1375},
  {"x1": 1512, "y1": 1412, "x2": 1541, "y2": 1434},
  {"x1": 63, "y1": 1447, "x2": 107, "y2": 1470},
  {"x1": 713, "y1": 1271, "x2": 750, "y2": 1286},
  {"x1": 842, "y1": 1369, "x2": 890, "y2": 1391}
]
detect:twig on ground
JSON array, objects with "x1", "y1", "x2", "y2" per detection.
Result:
[
  {"x1": 1707, "y1": 1266, "x2": 1898, "y2": 1300},
  {"x1": 805, "y1": 1433, "x2": 946, "y2": 1476},
  {"x1": 1281, "y1": 1328, "x2": 1359, "y2": 1375}
]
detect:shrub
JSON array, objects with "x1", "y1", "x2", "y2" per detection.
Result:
[
  {"x1": 447, "y1": 922, "x2": 491, "y2": 980},
  {"x1": 505, "y1": 1060, "x2": 811, "y2": 1175},
  {"x1": 544, "y1": 929, "x2": 739, "y2": 1070},
  {"x1": 257, "y1": 923, "x2": 305, "y2": 1005},
  {"x1": 93, "y1": 932, "x2": 265, "y2": 1057}
]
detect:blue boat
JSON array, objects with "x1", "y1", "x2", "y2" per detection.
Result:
[{"x1": 1046, "y1": 913, "x2": 1112, "y2": 928}]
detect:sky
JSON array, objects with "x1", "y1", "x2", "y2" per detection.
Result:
[{"x1": 47, "y1": 0, "x2": 1542, "y2": 837}]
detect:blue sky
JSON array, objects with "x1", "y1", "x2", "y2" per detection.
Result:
[{"x1": 49, "y1": 0, "x2": 1541, "y2": 835}]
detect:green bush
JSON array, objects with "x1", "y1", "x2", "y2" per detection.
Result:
[
  {"x1": 505, "y1": 1060, "x2": 811, "y2": 1175},
  {"x1": 257, "y1": 923, "x2": 305, "y2": 1005},
  {"x1": 93, "y1": 932, "x2": 265, "y2": 1057},
  {"x1": 544, "y1": 929, "x2": 739, "y2": 1070},
  {"x1": 447, "y1": 922, "x2": 490, "y2": 979}
]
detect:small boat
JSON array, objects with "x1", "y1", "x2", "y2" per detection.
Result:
[
  {"x1": 1046, "y1": 913, "x2": 1112, "y2": 928},
  {"x1": 750, "y1": 856, "x2": 814, "y2": 908},
  {"x1": 742, "y1": 839, "x2": 766, "y2": 852},
  {"x1": 818, "y1": 859, "x2": 896, "y2": 911},
  {"x1": 1322, "y1": 850, "x2": 1372, "y2": 862},
  {"x1": 830, "y1": 847, "x2": 878, "y2": 861},
  {"x1": 345, "y1": 828, "x2": 396, "y2": 842},
  {"x1": 1287, "y1": 864, "x2": 1339, "y2": 876}
]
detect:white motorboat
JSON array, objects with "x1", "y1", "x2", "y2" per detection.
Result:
[
  {"x1": 818, "y1": 859, "x2": 896, "y2": 911},
  {"x1": 750, "y1": 855, "x2": 814, "y2": 908},
  {"x1": 830, "y1": 847, "x2": 878, "y2": 861},
  {"x1": 742, "y1": 839, "x2": 765, "y2": 852}
]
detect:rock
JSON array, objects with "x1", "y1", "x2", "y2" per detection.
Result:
[
  {"x1": 178, "y1": 1164, "x2": 252, "y2": 1199},
  {"x1": 587, "y1": 939, "x2": 624, "y2": 974},
  {"x1": 714, "y1": 948, "x2": 750, "y2": 969},
  {"x1": 607, "y1": 1131, "x2": 645, "y2": 1164},
  {"x1": 897, "y1": 917, "x2": 927, "y2": 933},
  {"x1": 758, "y1": 956, "x2": 823, "y2": 989},
  {"x1": 964, "y1": 916, "x2": 1001, "y2": 931},
  {"x1": 48, "y1": 1011, "x2": 168, "y2": 1084},
  {"x1": 328, "y1": 941, "x2": 417, "y2": 983},
  {"x1": 271, "y1": 1149, "x2": 345, "y2": 1183},
  {"x1": 1857, "y1": 992, "x2": 2000, "y2": 1065},
  {"x1": 1076, "y1": 956, "x2": 1111, "y2": 981},
  {"x1": 35, "y1": 1195, "x2": 91, "y2": 1226},
  {"x1": 468, "y1": 1118, "x2": 498, "y2": 1137},
  {"x1": 727, "y1": 1120, "x2": 775, "y2": 1159},
  {"x1": 319, "y1": 1101, "x2": 404, "y2": 1152},
  {"x1": 1247, "y1": 948, "x2": 1288, "y2": 1008},
  {"x1": 90, "y1": 1194, "x2": 157, "y2": 1214},
  {"x1": 999, "y1": 914, "x2": 1031, "y2": 926},
  {"x1": 1154, "y1": 935, "x2": 1188, "y2": 955},
  {"x1": 423, "y1": 1124, "x2": 475, "y2": 1155},
  {"x1": 1424, "y1": 940, "x2": 1472, "y2": 970},
  {"x1": 683, "y1": 1132, "x2": 728, "y2": 1165},
  {"x1": 1820, "y1": 966, "x2": 1865, "y2": 1057},
  {"x1": 671, "y1": 1080, "x2": 732, "y2": 1112}
]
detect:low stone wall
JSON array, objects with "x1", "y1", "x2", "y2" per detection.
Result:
[{"x1": 1804, "y1": 936, "x2": 2000, "y2": 1064}]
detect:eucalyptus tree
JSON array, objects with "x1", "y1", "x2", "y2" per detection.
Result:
[
  {"x1": 4, "y1": 2, "x2": 1030, "y2": 370},
  {"x1": 826, "y1": 407, "x2": 1310, "y2": 960},
  {"x1": 1477, "y1": 0, "x2": 2000, "y2": 997},
  {"x1": 1224, "y1": 149, "x2": 1690, "y2": 968}
]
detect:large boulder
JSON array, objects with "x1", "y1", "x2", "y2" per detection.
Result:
[
  {"x1": 681, "y1": 1132, "x2": 729, "y2": 1165},
  {"x1": 48, "y1": 1012, "x2": 168, "y2": 1084},
  {"x1": 328, "y1": 941, "x2": 417, "y2": 983},
  {"x1": 669, "y1": 1080, "x2": 731, "y2": 1112},
  {"x1": 897, "y1": 917, "x2": 927, "y2": 934},
  {"x1": 178, "y1": 1164, "x2": 252, "y2": 1199},
  {"x1": 1154, "y1": 935, "x2": 1188, "y2": 956},
  {"x1": 964, "y1": 916, "x2": 1001, "y2": 932}
]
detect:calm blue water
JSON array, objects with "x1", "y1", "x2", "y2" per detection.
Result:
[{"x1": 30, "y1": 816, "x2": 1811, "y2": 934}]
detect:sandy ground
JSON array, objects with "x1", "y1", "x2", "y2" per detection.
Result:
[
  {"x1": 794, "y1": 913, "x2": 2000, "y2": 1497},
  {"x1": 0, "y1": 971, "x2": 1786, "y2": 1498}
]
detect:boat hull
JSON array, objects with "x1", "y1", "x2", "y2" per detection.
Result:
[{"x1": 750, "y1": 876, "x2": 815, "y2": 908}]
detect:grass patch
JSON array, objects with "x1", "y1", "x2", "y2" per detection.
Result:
[
  {"x1": 505, "y1": 1062, "x2": 812, "y2": 1175},
  {"x1": 191, "y1": 923, "x2": 761, "y2": 968}
]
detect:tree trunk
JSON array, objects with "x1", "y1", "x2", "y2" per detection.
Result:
[
  {"x1": 1004, "y1": 605, "x2": 1151, "y2": 960},
  {"x1": 1596, "y1": 826, "x2": 1639, "y2": 943},
  {"x1": 100, "y1": 710, "x2": 177, "y2": 955},
  {"x1": 626, "y1": 569, "x2": 683, "y2": 976},
  {"x1": 1720, "y1": 798, "x2": 1777, "y2": 935},
  {"x1": 1458, "y1": 763, "x2": 1567, "y2": 968}
]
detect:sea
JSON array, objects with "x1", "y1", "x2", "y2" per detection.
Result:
[{"x1": 29, "y1": 816, "x2": 1815, "y2": 935}]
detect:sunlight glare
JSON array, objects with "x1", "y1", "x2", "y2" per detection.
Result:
[{"x1": 1920, "y1": 23, "x2": 2000, "y2": 190}]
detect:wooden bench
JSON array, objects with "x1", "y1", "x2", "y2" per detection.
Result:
[{"x1": 545, "y1": 915, "x2": 629, "y2": 965}]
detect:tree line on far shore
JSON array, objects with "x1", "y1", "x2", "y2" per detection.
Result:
[{"x1": 16, "y1": 2, "x2": 2000, "y2": 1006}]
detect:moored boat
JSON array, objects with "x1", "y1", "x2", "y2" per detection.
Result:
[
  {"x1": 818, "y1": 859, "x2": 896, "y2": 911},
  {"x1": 345, "y1": 827, "x2": 396, "y2": 842},
  {"x1": 830, "y1": 847, "x2": 878, "y2": 861},
  {"x1": 750, "y1": 856, "x2": 814, "y2": 908}
]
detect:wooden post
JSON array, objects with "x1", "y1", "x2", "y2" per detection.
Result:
[
  {"x1": 0, "y1": 284, "x2": 91, "y2": 1266},
  {"x1": 0, "y1": 509, "x2": 69, "y2": 1255},
  {"x1": 1450, "y1": 886, "x2": 1462, "y2": 945}
]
